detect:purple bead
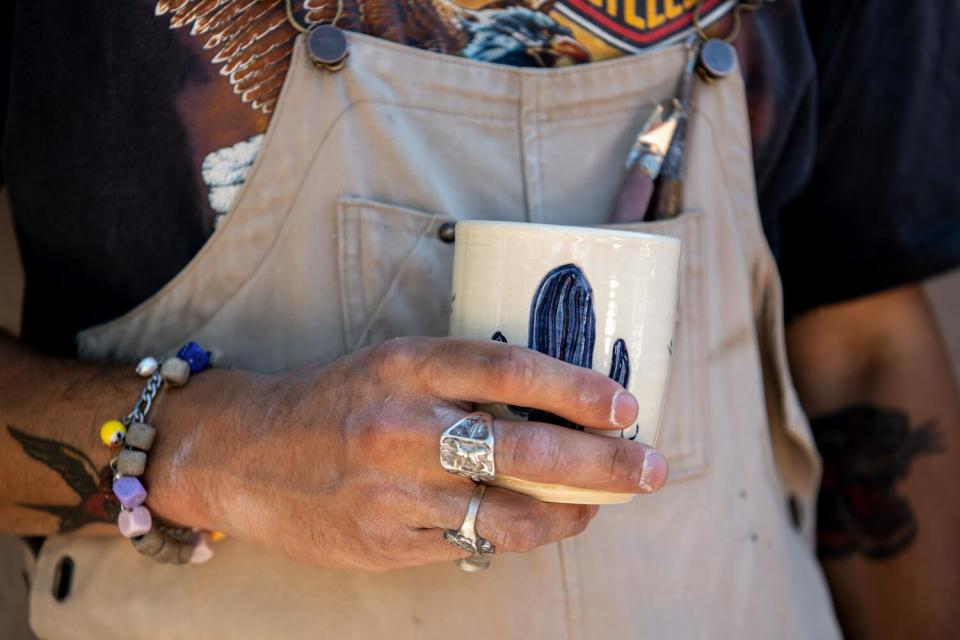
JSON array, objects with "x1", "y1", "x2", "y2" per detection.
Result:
[
  {"x1": 176, "y1": 341, "x2": 210, "y2": 374},
  {"x1": 118, "y1": 506, "x2": 152, "y2": 538},
  {"x1": 113, "y1": 476, "x2": 147, "y2": 509}
]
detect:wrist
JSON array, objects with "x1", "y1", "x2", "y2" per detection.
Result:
[{"x1": 144, "y1": 366, "x2": 262, "y2": 532}]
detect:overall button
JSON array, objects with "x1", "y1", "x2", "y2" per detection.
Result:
[
  {"x1": 308, "y1": 25, "x2": 349, "y2": 72},
  {"x1": 697, "y1": 39, "x2": 737, "y2": 82},
  {"x1": 437, "y1": 222, "x2": 456, "y2": 244}
]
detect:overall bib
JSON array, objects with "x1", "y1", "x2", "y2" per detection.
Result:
[{"x1": 29, "y1": 34, "x2": 841, "y2": 639}]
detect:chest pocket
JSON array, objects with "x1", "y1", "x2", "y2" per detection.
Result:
[
  {"x1": 338, "y1": 197, "x2": 457, "y2": 349},
  {"x1": 338, "y1": 196, "x2": 709, "y2": 483}
]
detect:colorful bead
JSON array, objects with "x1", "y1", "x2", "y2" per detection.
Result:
[
  {"x1": 160, "y1": 357, "x2": 190, "y2": 386},
  {"x1": 176, "y1": 342, "x2": 211, "y2": 374},
  {"x1": 151, "y1": 533, "x2": 184, "y2": 564},
  {"x1": 189, "y1": 532, "x2": 215, "y2": 564},
  {"x1": 135, "y1": 356, "x2": 159, "y2": 378},
  {"x1": 118, "y1": 506, "x2": 152, "y2": 537},
  {"x1": 113, "y1": 476, "x2": 147, "y2": 509},
  {"x1": 177, "y1": 540, "x2": 197, "y2": 564},
  {"x1": 209, "y1": 530, "x2": 227, "y2": 542},
  {"x1": 117, "y1": 448, "x2": 147, "y2": 476},
  {"x1": 125, "y1": 422, "x2": 156, "y2": 451},
  {"x1": 131, "y1": 529, "x2": 164, "y2": 556},
  {"x1": 99, "y1": 420, "x2": 127, "y2": 448}
]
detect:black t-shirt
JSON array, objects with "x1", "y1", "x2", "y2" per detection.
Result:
[
  {"x1": 782, "y1": 2, "x2": 960, "y2": 313},
  {"x1": 2, "y1": 0, "x2": 959, "y2": 356}
]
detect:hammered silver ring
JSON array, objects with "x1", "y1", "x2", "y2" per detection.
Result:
[{"x1": 439, "y1": 411, "x2": 495, "y2": 482}]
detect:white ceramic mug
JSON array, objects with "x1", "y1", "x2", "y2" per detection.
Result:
[{"x1": 449, "y1": 221, "x2": 681, "y2": 504}]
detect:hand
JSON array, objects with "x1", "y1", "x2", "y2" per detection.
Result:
[{"x1": 150, "y1": 337, "x2": 669, "y2": 572}]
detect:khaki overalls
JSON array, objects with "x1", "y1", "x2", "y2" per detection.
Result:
[{"x1": 28, "y1": 33, "x2": 841, "y2": 639}]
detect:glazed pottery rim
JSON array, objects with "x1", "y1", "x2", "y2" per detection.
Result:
[{"x1": 457, "y1": 220, "x2": 681, "y2": 246}]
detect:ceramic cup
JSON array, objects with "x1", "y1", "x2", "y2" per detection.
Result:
[{"x1": 449, "y1": 221, "x2": 681, "y2": 504}]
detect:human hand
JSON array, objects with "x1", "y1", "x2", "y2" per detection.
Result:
[{"x1": 150, "y1": 337, "x2": 668, "y2": 571}]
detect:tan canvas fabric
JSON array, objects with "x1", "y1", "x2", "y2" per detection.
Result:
[
  {"x1": 29, "y1": 33, "x2": 840, "y2": 639},
  {"x1": 0, "y1": 535, "x2": 35, "y2": 640}
]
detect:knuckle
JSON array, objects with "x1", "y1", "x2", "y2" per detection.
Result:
[
  {"x1": 493, "y1": 346, "x2": 536, "y2": 391},
  {"x1": 605, "y1": 443, "x2": 643, "y2": 487},
  {"x1": 573, "y1": 377, "x2": 607, "y2": 415},
  {"x1": 505, "y1": 428, "x2": 562, "y2": 477},
  {"x1": 371, "y1": 337, "x2": 418, "y2": 373},
  {"x1": 352, "y1": 409, "x2": 405, "y2": 460},
  {"x1": 499, "y1": 516, "x2": 545, "y2": 553},
  {"x1": 572, "y1": 505, "x2": 597, "y2": 535}
]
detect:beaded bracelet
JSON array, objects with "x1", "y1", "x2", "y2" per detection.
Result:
[{"x1": 99, "y1": 342, "x2": 220, "y2": 565}]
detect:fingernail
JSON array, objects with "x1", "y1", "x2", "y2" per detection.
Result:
[
  {"x1": 610, "y1": 390, "x2": 639, "y2": 427},
  {"x1": 638, "y1": 449, "x2": 669, "y2": 492}
]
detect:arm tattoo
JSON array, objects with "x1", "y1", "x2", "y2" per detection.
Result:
[
  {"x1": 811, "y1": 405, "x2": 944, "y2": 560},
  {"x1": 6, "y1": 425, "x2": 119, "y2": 532}
]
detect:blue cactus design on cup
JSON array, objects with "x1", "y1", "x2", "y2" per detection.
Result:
[{"x1": 493, "y1": 263, "x2": 635, "y2": 438}]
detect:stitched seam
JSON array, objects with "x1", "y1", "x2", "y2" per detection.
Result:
[
  {"x1": 357, "y1": 99, "x2": 517, "y2": 122},
  {"x1": 337, "y1": 203, "x2": 358, "y2": 348},
  {"x1": 349, "y1": 30, "x2": 683, "y2": 77},
  {"x1": 532, "y1": 80, "x2": 544, "y2": 222},
  {"x1": 517, "y1": 79, "x2": 531, "y2": 222},
  {"x1": 538, "y1": 102, "x2": 663, "y2": 127},
  {"x1": 610, "y1": 213, "x2": 709, "y2": 478},
  {"x1": 673, "y1": 212, "x2": 710, "y2": 479},
  {"x1": 556, "y1": 542, "x2": 576, "y2": 640}
]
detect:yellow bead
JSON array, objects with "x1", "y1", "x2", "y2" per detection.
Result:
[
  {"x1": 209, "y1": 531, "x2": 227, "y2": 542},
  {"x1": 99, "y1": 420, "x2": 127, "y2": 448}
]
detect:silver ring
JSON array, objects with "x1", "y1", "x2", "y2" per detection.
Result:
[
  {"x1": 444, "y1": 484, "x2": 496, "y2": 558},
  {"x1": 456, "y1": 554, "x2": 492, "y2": 572},
  {"x1": 440, "y1": 411, "x2": 495, "y2": 482}
]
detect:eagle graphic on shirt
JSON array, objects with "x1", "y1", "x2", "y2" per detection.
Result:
[
  {"x1": 154, "y1": 0, "x2": 732, "y2": 217},
  {"x1": 155, "y1": 0, "x2": 734, "y2": 112}
]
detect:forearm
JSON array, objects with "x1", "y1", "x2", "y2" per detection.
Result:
[
  {"x1": 0, "y1": 331, "x2": 243, "y2": 536},
  {"x1": 788, "y1": 285, "x2": 960, "y2": 639}
]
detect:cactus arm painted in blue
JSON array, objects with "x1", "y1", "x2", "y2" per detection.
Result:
[{"x1": 490, "y1": 264, "x2": 635, "y2": 433}]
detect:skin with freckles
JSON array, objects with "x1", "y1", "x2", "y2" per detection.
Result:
[{"x1": 0, "y1": 333, "x2": 667, "y2": 572}]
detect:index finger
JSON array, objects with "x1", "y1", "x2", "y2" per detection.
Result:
[{"x1": 416, "y1": 338, "x2": 639, "y2": 430}]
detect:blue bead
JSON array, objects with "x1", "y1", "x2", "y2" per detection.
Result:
[{"x1": 176, "y1": 341, "x2": 210, "y2": 374}]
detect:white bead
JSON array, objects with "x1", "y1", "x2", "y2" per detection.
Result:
[
  {"x1": 136, "y1": 356, "x2": 159, "y2": 377},
  {"x1": 189, "y1": 532, "x2": 215, "y2": 564},
  {"x1": 208, "y1": 347, "x2": 224, "y2": 366},
  {"x1": 118, "y1": 506, "x2": 152, "y2": 538}
]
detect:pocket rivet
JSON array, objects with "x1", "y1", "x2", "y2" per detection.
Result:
[
  {"x1": 437, "y1": 222, "x2": 456, "y2": 244},
  {"x1": 307, "y1": 24, "x2": 349, "y2": 72}
]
